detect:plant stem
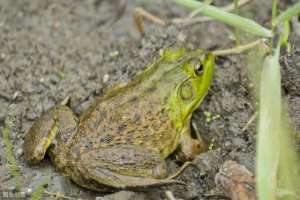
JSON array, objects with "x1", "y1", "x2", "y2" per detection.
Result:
[
  {"x1": 273, "y1": 1, "x2": 300, "y2": 26},
  {"x1": 171, "y1": 0, "x2": 272, "y2": 37},
  {"x1": 234, "y1": 0, "x2": 241, "y2": 46},
  {"x1": 212, "y1": 39, "x2": 268, "y2": 56},
  {"x1": 2, "y1": 119, "x2": 21, "y2": 192},
  {"x1": 270, "y1": 0, "x2": 278, "y2": 48}
]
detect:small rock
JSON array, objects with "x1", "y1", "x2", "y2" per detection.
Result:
[
  {"x1": 39, "y1": 77, "x2": 45, "y2": 83},
  {"x1": 96, "y1": 191, "x2": 147, "y2": 200},
  {"x1": 15, "y1": 148, "x2": 23, "y2": 158},
  {"x1": 27, "y1": 188, "x2": 32, "y2": 194},
  {"x1": 177, "y1": 32, "x2": 187, "y2": 43},
  {"x1": 193, "y1": 149, "x2": 221, "y2": 175},
  {"x1": 49, "y1": 74, "x2": 60, "y2": 85},
  {"x1": 215, "y1": 160, "x2": 256, "y2": 200},
  {"x1": 109, "y1": 51, "x2": 119, "y2": 58},
  {"x1": 12, "y1": 91, "x2": 22, "y2": 101},
  {"x1": 8, "y1": 185, "x2": 16, "y2": 191},
  {"x1": 103, "y1": 74, "x2": 110, "y2": 83},
  {"x1": 1, "y1": 53, "x2": 6, "y2": 58},
  {"x1": 25, "y1": 188, "x2": 33, "y2": 198},
  {"x1": 47, "y1": 175, "x2": 77, "y2": 196},
  {"x1": 159, "y1": 48, "x2": 164, "y2": 56},
  {"x1": 88, "y1": 72, "x2": 97, "y2": 80}
]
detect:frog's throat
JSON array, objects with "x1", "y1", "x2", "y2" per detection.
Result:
[{"x1": 169, "y1": 89, "x2": 208, "y2": 132}]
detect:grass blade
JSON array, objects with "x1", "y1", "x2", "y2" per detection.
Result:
[
  {"x1": 2, "y1": 119, "x2": 21, "y2": 191},
  {"x1": 256, "y1": 46, "x2": 281, "y2": 200},
  {"x1": 273, "y1": 1, "x2": 300, "y2": 26},
  {"x1": 30, "y1": 177, "x2": 50, "y2": 200},
  {"x1": 171, "y1": 0, "x2": 272, "y2": 38},
  {"x1": 256, "y1": 43, "x2": 300, "y2": 200}
]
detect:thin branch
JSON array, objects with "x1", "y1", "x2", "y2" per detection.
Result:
[
  {"x1": 242, "y1": 112, "x2": 258, "y2": 132},
  {"x1": 212, "y1": 39, "x2": 269, "y2": 56}
]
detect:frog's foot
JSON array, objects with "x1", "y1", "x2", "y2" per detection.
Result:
[
  {"x1": 177, "y1": 126, "x2": 207, "y2": 161},
  {"x1": 24, "y1": 104, "x2": 78, "y2": 168},
  {"x1": 74, "y1": 145, "x2": 185, "y2": 190}
]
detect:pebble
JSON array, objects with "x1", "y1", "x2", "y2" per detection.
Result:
[
  {"x1": 1, "y1": 53, "x2": 6, "y2": 59},
  {"x1": 215, "y1": 160, "x2": 255, "y2": 200},
  {"x1": 27, "y1": 188, "x2": 32, "y2": 194},
  {"x1": 8, "y1": 185, "x2": 16, "y2": 191},
  {"x1": 96, "y1": 191, "x2": 147, "y2": 200},
  {"x1": 15, "y1": 148, "x2": 23, "y2": 158},
  {"x1": 177, "y1": 32, "x2": 187, "y2": 43},
  {"x1": 109, "y1": 51, "x2": 119, "y2": 58},
  {"x1": 103, "y1": 74, "x2": 110, "y2": 83},
  {"x1": 12, "y1": 91, "x2": 22, "y2": 101}
]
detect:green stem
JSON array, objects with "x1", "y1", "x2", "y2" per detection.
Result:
[
  {"x1": 273, "y1": 1, "x2": 300, "y2": 26},
  {"x1": 171, "y1": 0, "x2": 272, "y2": 38},
  {"x1": 234, "y1": 0, "x2": 241, "y2": 46},
  {"x1": 2, "y1": 119, "x2": 21, "y2": 192},
  {"x1": 270, "y1": 0, "x2": 278, "y2": 48}
]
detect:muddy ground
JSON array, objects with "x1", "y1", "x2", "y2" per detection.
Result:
[{"x1": 0, "y1": 0, "x2": 299, "y2": 199}]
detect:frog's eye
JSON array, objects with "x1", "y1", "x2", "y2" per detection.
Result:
[
  {"x1": 194, "y1": 62, "x2": 204, "y2": 76},
  {"x1": 179, "y1": 80, "x2": 194, "y2": 101}
]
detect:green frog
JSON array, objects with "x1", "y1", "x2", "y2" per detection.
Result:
[{"x1": 24, "y1": 48, "x2": 214, "y2": 191}]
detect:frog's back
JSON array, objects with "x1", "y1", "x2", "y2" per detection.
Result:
[{"x1": 71, "y1": 83, "x2": 178, "y2": 159}]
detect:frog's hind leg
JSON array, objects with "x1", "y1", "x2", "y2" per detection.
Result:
[
  {"x1": 74, "y1": 145, "x2": 185, "y2": 190},
  {"x1": 78, "y1": 166, "x2": 185, "y2": 191},
  {"x1": 24, "y1": 100, "x2": 78, "y2": 169}
]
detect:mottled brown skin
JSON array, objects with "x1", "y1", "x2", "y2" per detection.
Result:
[{"x1": 24, "y1": 49, "x2": 214, "y2": 191}]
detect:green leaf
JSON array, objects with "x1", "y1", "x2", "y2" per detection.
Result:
[
  {"x1": 273, "y1": 1, "x2": 300, "y2": 27},
  {"x1": 256, "y1": 45, "x2": 281, "y2": 200},
  {"x1": 2, "y1": 119, "x2": 21, "y2": 192}
]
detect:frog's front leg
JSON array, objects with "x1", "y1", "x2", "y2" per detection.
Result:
[
  {"x1": 24, "y1": 102, "x2": 78, "y2": 171},
  {"x1": 177, "y1": 125, "x2": 206, "y2": 161},
  {"x1": 73, "y1": 145, "x2": 184, "y2": 190}
]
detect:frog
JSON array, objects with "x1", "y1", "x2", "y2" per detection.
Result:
[{"x1": 23, "y1": 48, "x2": 215, "y2": 192}]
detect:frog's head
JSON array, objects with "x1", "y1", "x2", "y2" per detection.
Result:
[{"x1": 160, "y1": 48, "x2": 215, "y2": 131}]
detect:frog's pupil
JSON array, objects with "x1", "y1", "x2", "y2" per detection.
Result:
[
  {"x1": 180, "y1": 82, "x2": 194, "y2": 100},
  {"x1": 195, "y1": 63, "x2": 204, "y2": 75}
]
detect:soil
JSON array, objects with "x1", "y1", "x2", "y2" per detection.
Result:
[{"x1": 0, "y1": 0, "x2": 299, "y2": 199}]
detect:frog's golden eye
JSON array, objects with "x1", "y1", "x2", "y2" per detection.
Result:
[
  {"x1": 179, "y1": 80, "x2": 194, "y2": 101},
  {"x1": 194, "y1": 63, "x2": 204, "y2": 75}
]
